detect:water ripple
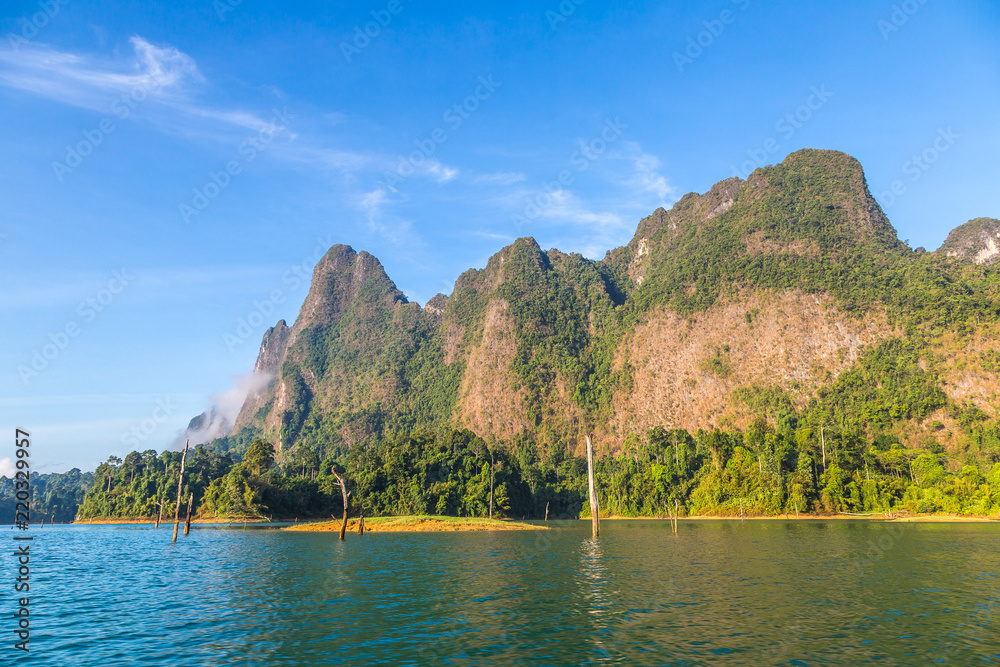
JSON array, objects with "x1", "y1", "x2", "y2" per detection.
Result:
[{"x1": 8, "y1": 521, "x2": 1000, "y2": 664}]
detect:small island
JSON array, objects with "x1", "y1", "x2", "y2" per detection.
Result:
[{"x1": 285, "y1": 515, "x2": 547, "y2": 533}]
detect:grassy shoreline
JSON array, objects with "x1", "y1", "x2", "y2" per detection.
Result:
[
  {"x1": 70, "y1": 513, "x2": 1000, "y2": 527},
  {"x1": 286, "y1": 515, "x2": 547, "y2": 533},
  {"x1": 598, "y1": 513, "x2": 1000, "y2": 523},
  {"x1": 71, "y1": 517, "x2": 274, "y2": 525}
]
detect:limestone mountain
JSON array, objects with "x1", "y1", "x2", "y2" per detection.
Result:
[
  {"x1": 221, "y1": 149, "x2": 1000, "y2": 461},
  {"x1": 938, "y1": 217, "x2": 1000, "y2": 265}
]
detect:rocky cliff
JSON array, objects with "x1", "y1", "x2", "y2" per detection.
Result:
[
  {"x1": 938, "y1": 217, "x2": 1000, "y2": 265},
  {"x1": 223, "y1": 149, "x2": 999, "y2": 458}
]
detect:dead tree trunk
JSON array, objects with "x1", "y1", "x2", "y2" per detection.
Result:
[
  {"x1": 820, "y1": 427, "x2": 827, "y2": 472},
  {"x1": 545, "y1": 501, "x2": 549, "y2": 521},
  {"x1": 586, "y1": 433, "x2": 599, "y2": 538},
  {"x1": 358, "y1": 513, "x2": 365, "y2": 536},
  {"x1": 154, "y1": 498, "x2": 163, "y2": 529},
  {"x1": 489, "y1": 452, "x2": 495, "y2": 520},
  {"x1": 183, "y1": 492, "x2": 194, "y2": 536},
  {"x1": 172, "y1": 440, "x2": 189, "y2": 543},
  {"x1": 333, "y1": 469, "x2": 350, "y2": 541}
]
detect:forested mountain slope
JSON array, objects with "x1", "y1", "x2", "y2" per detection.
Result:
[
  {"x1": 222, "y1": 149, "x2": 999, "y2": 465},
  {"x1": 73, "y1": 149, "x2": 1000, "y2": 523}
]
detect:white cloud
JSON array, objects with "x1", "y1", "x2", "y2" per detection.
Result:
[
  {"x1": 0, "y1": 36, "x2": 197, "y2": 111},
  {"x1": 470, "y1": 231, "x2": 517, "y2": 242},
  {"x1": 0, "y1": 36, "x2": 279, "y2": 134},
  {"x1": 358, "y1": 187, "x2": 419, "y2": 246},
  {"x1": 173, "y1": 373, "x2": 273, "y2": 448},
  {"x1": 422, "y1": 159, "x2": 459, "y2": 183},
  {"x1": 280, "y1": 144, "x2": 374, "y2": 176},
  {"x1": 617, "y1": 141, "x2": 678, "y2": 206},
  {"x1": 0, "y1": 457, "x2": 14, "y2": 478},
  {"x1": 538, "y1": 189, "x2": 623, "y2": 228},
  {"x1": 473, "y1": 171, "x2": 526, "y2": 185}
]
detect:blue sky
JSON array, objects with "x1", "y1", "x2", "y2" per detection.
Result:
[{"x1": 1, "y1": 0, "x2": 998, "y2": 474}]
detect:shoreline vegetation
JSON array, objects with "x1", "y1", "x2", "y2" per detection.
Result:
[
  {"x1": 60, "y1": 427, "x2": 1000, "y2": 532},
  {"x1": 63, "y1": 511, "x2": 999, "y2": 528}
]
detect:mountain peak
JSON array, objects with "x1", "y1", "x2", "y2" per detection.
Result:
[
  {"x1": 938, "y1": 217, "x2": 1000, "y2": 265},
  {"x1": 295, "y1": 244, "x2": 404, "y2": 331}
]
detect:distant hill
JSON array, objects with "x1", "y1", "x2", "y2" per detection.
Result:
[
  {"x1": 0, "y1": 469, "x2": 93, "y2": 523},
  {"x1": 938, "y1": 217, "x2": 1000, "y2": 265}
]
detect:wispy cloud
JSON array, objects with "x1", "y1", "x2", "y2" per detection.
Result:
[
  {"x1": 537, "y1": 189, "x2": 623, "y2": 228},
  {"x1": 0, "y1": 36, "x2": 196, "y2": 110},
  {"x1": 358, "y1": 187, "x2": 420, "y2": 246},
  {"x1": 473, "y1": 171, "x2": 526, "y2": 185},
  {"x1": 271, "y1": 144, "x2": 374, "y2": 175},
  {"x1": 0, "y1": 265, "x2": 284, "y2": 310},
  {"x1": 470, "y1": 230, "x2": 517, "y2": 242},
  {"x1": 615, "y1": 141, "x2": 679, "y2": 206},
  {"x1": 0, "y1": 36, "x2": 278, "y2": 133},
  {"x1": 0, "y1": 393, "x2": 202, "y2": 407},
  {"x1": 422, "y1": 159, "x2": 459, "y2": 183}
]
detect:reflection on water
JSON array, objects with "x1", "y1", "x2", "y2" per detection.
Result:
[{"x1": 16, "y1": 520, "x2": 1000, "y2": 665}]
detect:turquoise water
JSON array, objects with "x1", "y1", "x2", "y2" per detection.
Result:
[{"x1": 8, "y1": 520, "x2": 1000, "y2": 665}]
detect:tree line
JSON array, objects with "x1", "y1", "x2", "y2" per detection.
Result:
[{"x1": 64, "y1": 412, "x2": 1000, "y2": 523}]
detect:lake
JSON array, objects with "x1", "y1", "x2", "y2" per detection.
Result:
[{"x1": 11, "y1": 520, "x2": 1000, "y2": 665}]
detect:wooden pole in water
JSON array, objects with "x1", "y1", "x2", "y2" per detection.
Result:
[
  {"x1": 358, "y1": 512, "x2": 365, "y2": 536},
  {"x1": 333, "y1": 469, "x2": 350, "y2": 541},
  {"x1": 586, "y1": 433, "x2": 599, "y2": 538},
  {"x1": 673, "y1": 499, "x2": 679, "y2": 535},
  {"x1": 545, "y1": 501, "x2": 549, "y2": 521},
  {"x1": 183, "y1": 492, "x2": 193, "y2": 536},
  {"x1": 154, "y1": 498, "x2": 163, "y2": 529},
  {"x1": 171, "y1": 440, "x2": 189, "y2": 543}
]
